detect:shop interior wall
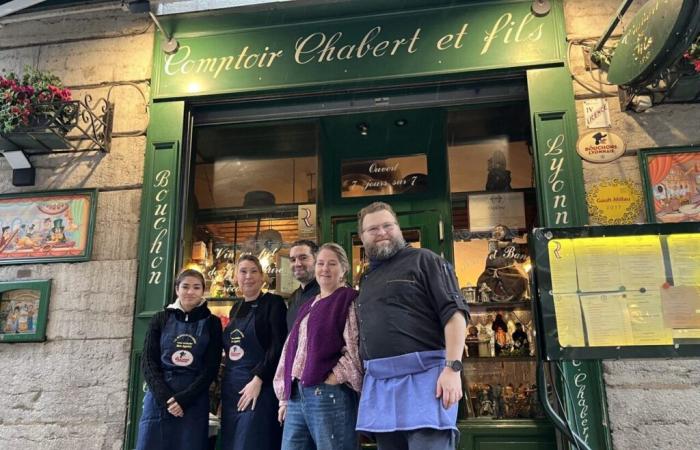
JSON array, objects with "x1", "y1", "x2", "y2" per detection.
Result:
[
  {"x1": 0, "y1": 8, "x2": 153, "y2": 449},
  {"x1": 564, "y1": 1, "x2": 700, "y2": 449}
]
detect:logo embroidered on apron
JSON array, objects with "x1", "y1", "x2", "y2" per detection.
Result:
[
  {"x1": 171, "y1": 333, "x2": 197, "y2": 366},
  {"x1": 172, "y1": 350, "x2": 194, "y2": 366},
  {"x1": 228, "y1": 328, "x2": 245, "y2": 361}
]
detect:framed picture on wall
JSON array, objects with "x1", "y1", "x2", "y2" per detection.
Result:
[
  {"x1": 0, "y1": 279, "x2": 51, "y2": 343},
  {"x1": 639, "y1": 147, "x2": 700, "y2": 223},
  {"x1": 0, "y1": 189, "x2": 98, "y2": 265}
]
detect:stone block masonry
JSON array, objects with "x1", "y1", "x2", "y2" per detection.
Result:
[
  {"x1": 564, "y1": 1, "x2": 700, "y2": 449},
  {"x1": 0, "y1": 6, "x2": 153, "y2": 450}
]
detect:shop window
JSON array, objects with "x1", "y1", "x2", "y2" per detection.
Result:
[
  {"x1": 188, "y1": 120, "x2": 318, "y2": 323},
  {"x1": 194, "y1": 121, "x2": 318, "y2": 208},
  {"x1": 447, "y1": 106, "x2": 544, "y2": 421}
]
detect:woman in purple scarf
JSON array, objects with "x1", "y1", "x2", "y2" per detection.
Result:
[{"x1": 274, "y1": 243, "x2": 363, "y2": 450}]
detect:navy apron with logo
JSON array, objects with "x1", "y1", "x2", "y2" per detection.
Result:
[
  {"x1": 221, "y1": 301, "x2": 282, "y2": 450},
  {"x1": 136, "y1": 313, "x2": 211, "y2": 450}
]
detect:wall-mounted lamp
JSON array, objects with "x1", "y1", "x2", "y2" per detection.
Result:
[
  {"x1": 395, "y1": 119, "x2": 408, "y2": 127},
  {"x1": 531, "y1": 0, "x2": 551, "y2": 16},
  {"x1": 128, "y1": 2, "x2": 178, "y2": 54},
  {"x1": 357, "y1": 122, "x2": 369, "y2": 136},
  {"x1": 1, "y1": 150, "x2": 35, "y2": 186},
  {"x1": 149, "y1": 12, "x2": 179, "y2": 54}
]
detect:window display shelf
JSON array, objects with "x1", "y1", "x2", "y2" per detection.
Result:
[
  {"x1": 466, "y1": 301, "x2": 531, "y2": 310},
  {"x1": 466, "y1": 356, "x2": 535, "y2": 362},
  {"x1": 206, "y1": 297, "x2": 237, "y2": 302}
]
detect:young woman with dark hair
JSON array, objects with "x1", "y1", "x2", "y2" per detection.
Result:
[{"x1": 137, "y1": 269, "x2": 223, "y2": 450}]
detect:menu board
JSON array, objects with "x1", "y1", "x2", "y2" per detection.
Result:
[{"x1": 532, "y1": 223, "x2": 700, "y2": 360}]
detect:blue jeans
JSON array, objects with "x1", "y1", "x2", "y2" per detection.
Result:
[
  {"x1": 282, "y1": 382, "x2": 358, "y2": 450},
  {"x1": 375, "y1": 429, "x2": 459, "y2": 450}
]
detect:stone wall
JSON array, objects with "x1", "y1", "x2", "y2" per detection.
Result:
[
  {"x1": 0, "y1": 7, "x2": 153, "y2": 450},
  {"x1": 564, "y1": 1, "x2": 700, "y2": 449}
]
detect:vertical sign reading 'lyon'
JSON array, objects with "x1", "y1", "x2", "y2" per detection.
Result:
[{"x1": 544, "y1": 134, "x2": 569, "y2": 225}]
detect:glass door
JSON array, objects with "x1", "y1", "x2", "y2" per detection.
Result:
[{"x1": 333, "y1": 211, "x2": 442, "y2": 288}]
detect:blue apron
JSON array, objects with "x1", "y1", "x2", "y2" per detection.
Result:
[
  {"x1": 221, "y1": 301, "x2": 281, "y2": 450},
  {"x1": 137, "y1": 313, "x2": 211, "y2": 450},
  {"x1": 357, "y1": 350, "x2": 458, "y2": 432}
]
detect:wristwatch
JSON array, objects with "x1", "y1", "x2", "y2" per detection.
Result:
[{"x1": 445, "y1": 359, "x2": 463, "y2": 372}]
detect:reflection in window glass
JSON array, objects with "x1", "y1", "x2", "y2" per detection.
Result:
[
  {"x1": 193, "y1": 121, "x2": 318, "y2": 209},
  {"x1": 448, "y1": 139, "x2": 533, "y2": 193},
  {"x1": 188, "y1": 120, "x2": 318, "y2": 330},
  {"x1": 447, "y1": 106, "x2": 535, "y2": 295},
  {"x1": 195, "y1": 156, "x2": 317, "y2": 209}
]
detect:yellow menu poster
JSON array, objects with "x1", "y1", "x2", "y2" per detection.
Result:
[
  {"x1": 625, "y1": 290, "x2": 673, "y2": 345},
  {"x1": 617, "y1": 236, "x2": 666, "y2": 291},
  {"x1": 667, "y1": 234, "x2": 700, "y2": 287},
  {"x1": 574, "y1": 238, "x2": 622, "y2": 292},
  {"x1": 553, "y1": 293, "x2": 586, "y2": 347},
  {"x1": 580, "y1": 292, "x2": 633, "y2": 346},
  {"x1": 660, "y1": 286, "x2": 700, "y2": 329},
  {"x1": 672, "y1": 329, "x2": 700, "y2": 339},
  {"x1": 548, "y1": 239, "x2": 578, "y2": 293}
]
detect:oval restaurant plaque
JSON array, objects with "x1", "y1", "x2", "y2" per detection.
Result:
[
  {"x1": 607, "y1": 0, "x2": 699, "y2": 86},
  {"x1": 576, "y1": 130, "x2": 625, "y2": 163}
]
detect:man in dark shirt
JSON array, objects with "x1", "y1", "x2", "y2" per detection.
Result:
[
  {"x1": 355, "y1": 202, "x2": 468, "y2": 450},
  {"x1": 285, "y1": 239, "x2": 320, "y2": 332}
]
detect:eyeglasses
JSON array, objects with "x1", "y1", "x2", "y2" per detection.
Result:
[{"x1": 362, "y1": 222, "x2": 397, "y2": 236}]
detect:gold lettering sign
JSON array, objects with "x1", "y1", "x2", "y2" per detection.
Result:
[
  {"x1": 341, "y1": 155, "x2": 427, "y2": 198},
  {"x1": 586, "y1": 179, "x2": 643, "y2": 225}
]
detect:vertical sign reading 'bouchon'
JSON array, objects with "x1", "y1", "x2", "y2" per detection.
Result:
[{"x1": 148, "y1": 169, "x2": 171, "y2": 286}]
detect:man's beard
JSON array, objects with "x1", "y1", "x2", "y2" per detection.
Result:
[
  {"x1": 293, "y1": 267, "x2": 314, "y2": 284},
  {"x1": 364, "y1": 234, "x2": 406, "y2": 260}
]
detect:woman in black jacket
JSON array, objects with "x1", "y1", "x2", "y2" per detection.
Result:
[
  {"x1": 136, "y1": 269, "x2": 223, "y2": 450},
  {"x1": 220, "y1": 254, "x2": 287, "y2": 450}
]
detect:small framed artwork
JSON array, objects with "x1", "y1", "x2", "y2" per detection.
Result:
[
  {"x1": 0, "y1": 279, "x2": 51, "y2": 343},
  {"x1": 0, "y1": 189, "x2": 98, "y2": 265},
  {"x1": 639, "y1": 147, "x2": 700, "y2": 223}
]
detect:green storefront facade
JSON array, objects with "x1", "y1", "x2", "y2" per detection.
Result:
[{"x1": 126, "y1": 1, "x2": 612, "y2": 449}]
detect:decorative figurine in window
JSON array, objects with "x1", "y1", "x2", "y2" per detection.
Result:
[
  {"x1": 478, "y1": 384, "x2": 494, "y2": 417},
  {"x1": 476, "y1": 225, "x2": 529, "y2": 302},
  {"x1": 511, "y1": 322, "x2": 530, "y2": 356}
]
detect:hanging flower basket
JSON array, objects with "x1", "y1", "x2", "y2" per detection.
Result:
[
  {"x1": 0, "y1": 67, "x2": 78, "y2": 152},
  {"x1": 681, "y1": 36, "x2": 700, "y2": 73}
]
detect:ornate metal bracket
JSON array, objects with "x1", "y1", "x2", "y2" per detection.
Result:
[{"x1": 0, "y1": 96, "x2": 113, "y2": 155}]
